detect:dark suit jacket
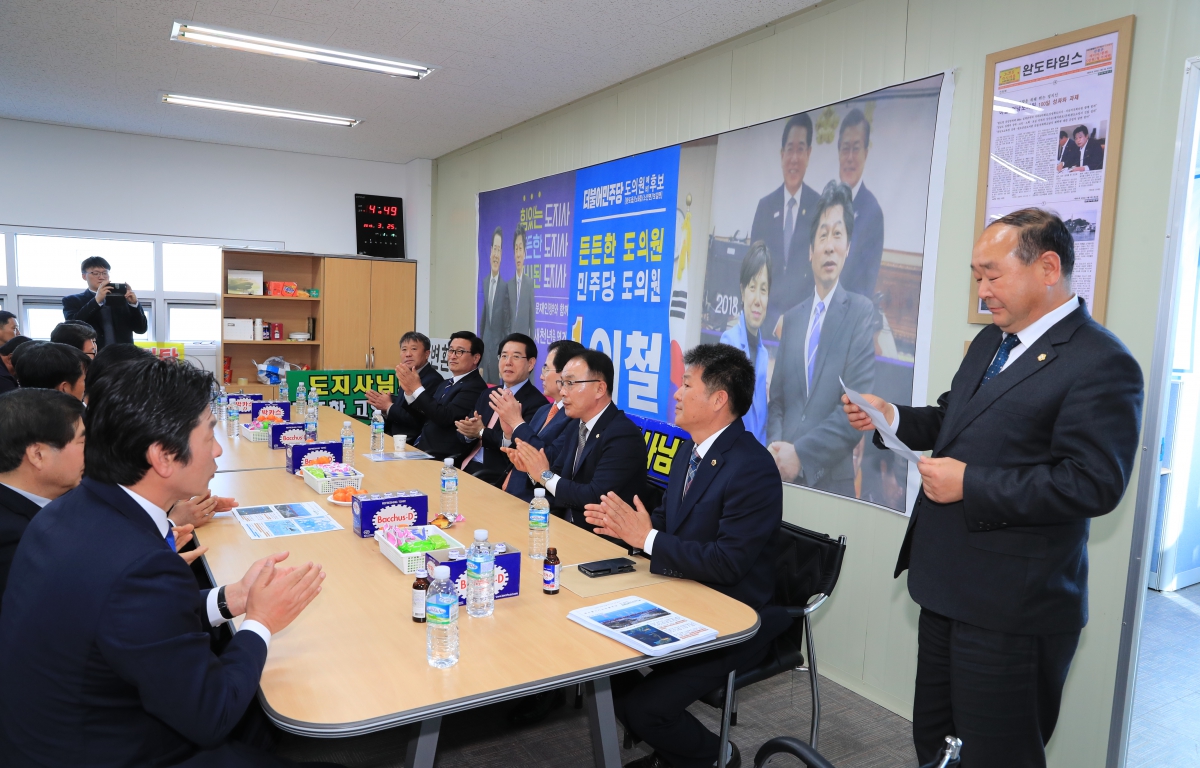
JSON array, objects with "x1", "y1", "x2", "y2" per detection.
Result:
[
  {"x1": 881, "y1": 304, "x2": 1143, "y2": 635},
  {"x1": 1057, "y1": 140, "x2": 1076, "y2": 167},
  {"x1": 384, "y1": 363, "x2": 445, "y2": 437},
  {"x1": 62, "y1": 290, "x2": 148, "y2": 348},
  {"x1": 840, "y1": 183, "x2": 885, "y2": 299},
  {"x1": 0, "y1": 479, "x2": 267, "y2": 766},
  {"x1": 0, "y1": 365, "x2": 17, "y2": 394},
  {"x1": 460, "y1": 379, "x2": 546, "y2": 475},
  {"x1": 0, "y1": 483, "x2": 41, "y2": 611},
  {"x1": 507, "y1": 274, "x2": 535, "y2": 339},
  {"x1": 649, "y1": 419, "x2": 782, "y2": 611},
  {"x1": 505, "y1": 402, "x2": 571, "y2": 502},
  {"x1": 547, "y1": 403, "x2": 646, "y2": 525},
  {"x1": 478, "y1": 276, "x2": 511, "y2": 385},
  {"x1": 750, "y1": 182, "x2": 821, "y2": 338},
  {"x1": 767, "y1": 284, "x2": 875, "y2": 493},
  {"x1": 1079, "y1": 139, "x2": 1104, "y2": 170},
  {"x1": 410, "y1": 369, "x2": 489, "y2": 462}
]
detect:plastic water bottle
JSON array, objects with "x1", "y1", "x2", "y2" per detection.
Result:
[
  {"x1": 305, "y1": 399, "x2": 318, "y2": 443},
  {"x1": 341, "y1": 421, "x2": 355, "y2": 468},
  {"x1": 278, "y1": 378, "x2": 289, "y2": 406},
  {"x1": 371, "y1": 409, "x2": 385, "y2": 453},
  {"x1": 466, "y1": 529, "x2": 495, "y2": 618},
  {"x1": 307, "y1": 387, "x2": 319, "y2": 418},
  {"x1": 295, "y1": 381, "x2": 307, "y2": 421},
  {"x1": 440, "y1": 458, "x2": 458, "y2": 518},
  {"x1": 425, "y1": 565, "x2": 459, "y2": 668},
  {"x1": 217, "y1": 385, "x2": 227, "y2": 421},
  {"x1": 226, "y1": 401, "x2": 238, "y2": 438},
  {"x1": 528, "y1": 488, "x2": 550, "y2": 560}
]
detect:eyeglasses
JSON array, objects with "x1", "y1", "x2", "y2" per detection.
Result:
[
  {"x1": 446, "y1": 347, "x2": 474, "y2": 357},
  {"x1": 557, "y1": 378, "x2": 600, "y2": 390},
  {"x1": 85, "y1": 270, "x2": 110, "y2": 278},
  {"x1": 499, "y1": 353, "x2": 527, "y2": 362}
]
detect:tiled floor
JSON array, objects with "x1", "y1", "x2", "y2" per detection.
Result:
[{"x1": 1127, "y1": 583, "x2": 1200, "y2": 767}]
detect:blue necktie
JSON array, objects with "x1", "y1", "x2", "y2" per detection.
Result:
[
  {"x1": 165, "y1": 527, "x2": 177, "y2": 552},
  {"x1": 981, "y1": 334, "x2": 1021, "y2": 386},
  {"x1": 806, "y1": 300, "x2": 825, "y2": 392},
  {"x1": 682, "y1": 447, "x2": 701, "y2": 498}
]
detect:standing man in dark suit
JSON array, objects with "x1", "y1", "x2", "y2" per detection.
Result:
[
  {"x1": 0, "y1": 389, "x2": 86, "y2": 610},
  {"x1": 835, "y1": 109, "x2": 885, "y2": 300},
  {"x1": 505, "y1": 348, "x2": 645, "y2": 529},
  {"x1": 364, "y1": 331, "x2": 445, "y2": 438},
  {"x1": 497, "y1": 339, "x2": 585, "y2": 502},
  {"x1": 479, "y1": 228, "x2": 511, "y2": 385},
  {"x1": 1065, "y1": 124, "x2": 1104, "y2": 172},
  {"x1": 508, "y1": 226, "x2": 536, "y2": 340},
  {"x1": 843, "y1": 209, "x2": 1143, "y2": 768},
  {"x1": 585, "y1": 343, "x2": 786, "y2": 768},
  {"x1": 455, "y1": 333, "x2": 545, "y2": 484},
  {"x1": 398, "y1": 331, "x2": 488, "y2": 463},
  {"x1": 767, "y1": 182, "x2": 876, "y2": 495},
  {"x1": 750, "y1": 113, "x2": 821, "y2": 339},
  {"x1": 0, "y1": 355, "x2": 332, "y2": 767},
  {"x1": 61, "y1": 256, "x2": 148, "y2": 350}
]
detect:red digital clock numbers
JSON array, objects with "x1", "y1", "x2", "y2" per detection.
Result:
[{"x1": 366, "y1": 204, "x2": 399, "y2": 216}]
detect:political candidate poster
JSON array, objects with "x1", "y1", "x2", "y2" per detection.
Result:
[{"x1": 477, "y1": 73, "x2": 953, "y2": 515}]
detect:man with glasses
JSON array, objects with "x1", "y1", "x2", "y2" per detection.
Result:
[
  {"x1": 61, "y1": 257, "x2": 147, "y2": 351},
  {"x1": 50, "y1": 321, "x2": 99, "y2": 359},
  {"x1": 751, "y1": 112, "x2": 821, "y2": 339},
  {"x1": 364, "y1": 331, "x2": 445, "y2": 438},
  {"x1": 454, "y1": 333, "x2": 544, "y2": 485},
  {"x1": 836, "y1": 108, "x2": 885, "y2": 300},
  {"x1": 505, "y1": 348, "x2": 645, "y2": 529},
  {"x1": 397, "y1": 331, "x2": 488, "y2": 463}
]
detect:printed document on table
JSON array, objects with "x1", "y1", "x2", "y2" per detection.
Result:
[
  {"x1": 231, "y1": 501, "x2": 343, "y2": 539},
  {"x1": 840, "y1": 378, "x2": 923, "y2": 465},
  {"x1": 567, "y1": 595, "x2": 717, "y2": 657}
]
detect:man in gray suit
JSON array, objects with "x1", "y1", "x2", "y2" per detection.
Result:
[
  {"x1": 479, "y1": 226, "x2": 510, "y2": 385},
  {"x1": 767, "y1": 181, "x2": 875, "y2": 495},
  {"x1": 508, "y1": 226, "x2": 535, "y2": 340}
]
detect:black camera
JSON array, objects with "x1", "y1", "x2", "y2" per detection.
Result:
[{"x1": 106, "y1": 282, "x2": 129, "y2": 296}]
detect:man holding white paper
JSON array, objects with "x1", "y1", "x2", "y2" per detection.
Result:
[{"x1": 842, "y1": 209, "x2": 1143, "y2": 768}]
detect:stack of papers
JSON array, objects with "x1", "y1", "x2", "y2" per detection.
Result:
[
  {"x1": 231, "y1": 502, "x2": 343, "y2": 539},
  {"x1": 840, "y1": 378, "x2": 923, "y2": 464},
  {"x1": 567, "y1": 596, "x2": 717, "y2": 657}
]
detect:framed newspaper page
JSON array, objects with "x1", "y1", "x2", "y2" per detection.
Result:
[{"x1": 969, "y1": 16, "x2": 1134, "y2": 325}]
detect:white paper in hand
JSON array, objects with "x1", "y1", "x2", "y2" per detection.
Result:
[{"x1": 840, "y1": 377, "x2": 923, "y2": 464}]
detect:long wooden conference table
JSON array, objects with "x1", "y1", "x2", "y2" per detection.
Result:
[{"x1": 201, "y1": 406, "x2": 759, "y2": 768}]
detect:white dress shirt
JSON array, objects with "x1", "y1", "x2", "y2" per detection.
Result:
[
  {"x1": 642, "y1": 423, "x2": 731, "y2": 555},
  {"x1": 886, "y1": 295, "x2": 1080, "y2": 432},
  {"x1": 471, "y1": 378, "x2": 528, "y2": 463},
  {"x1": 544, "y1": 402, "x2": 611, "y2": 496},
  {"x1": 407, "y1": 370, "x2": 471, "y2": 404},
  {"x1": 119, "y1": 485, "x2": 271, "y2": 649},
  {"x1": 1, "y1": 483, "x2": 50, "y2": 507}
]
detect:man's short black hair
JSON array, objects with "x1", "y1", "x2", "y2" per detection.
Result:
[
  {"x1": 1073, "y1": 125, "x2": 1089, "y2": 138},
  {"x1": 499, "y1": 333, "x2": 537, "y2": 360},
  {"x1": 740, "y1": 242, "x2": 772, "y2": 291},
  {"x1": 80, "y1": 256, "x2": 111, "y2": 273},
  {"x1": 838, "y1": 108, "x2": 871, "y2": 149},
  {"x1": 547, "y1": 339, "x2": 586, "y2": 373},
  {"x1": 50, "y1": 321, "x2": 97, "y2": 351},
  {"x1": 399, "y1": 331, "x2": 431, "y2": 352},
  {"x1": 562, "y1": 348, "x2": 615, "y2": 397},
  {"x1": 810, "y1": 180, "x2": 856, "y2": 247},
  {"x1": 85, "y1": 356, "x2": 214, "y2": 486},
  {"x1": 0, "y1": 389, "x2": 86, "y2": 473},
  {"x1": 1059, "y1": 130, "x2": 1069, "y2": 140},
  {"x1": 685, "y1": 344, "x2": 756, "y2": 418},
  {"x1": 449, "y1": 330, "x2": 484, "y2": 358},
  {"x1": 0, "y1": 335, "x2": 31, "y2": 358},
  {"x1": 85, "y1": 343, "x2": 153, "y2": 393},
  {"x1": 492, "y1": 226, "x2": 503, "y2": 244},
  {"x1": 989, "y1": 207, "x2": 1076, "y2": 279},
  {"x1": 0, "y1": 311, "x2": 15, "y2": 327},
  {"x1": 12, "y1": 342, "x2": 89, "y2": 391},
  {"x1": 513, "y1": 225, "x2": 526, "y2": 250},
  {"x1": 781, "y1": 113, "x2": 813, "y2": 149}
]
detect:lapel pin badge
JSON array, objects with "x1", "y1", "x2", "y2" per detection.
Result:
[
  {"x1": 711, "y1": 459, "x2": 717, "y2": 466},
  {"x1": 1037, "y1": 353, "x2": 1047, "y2": 361}
]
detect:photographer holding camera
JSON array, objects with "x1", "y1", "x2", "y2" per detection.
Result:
[{"x1": 61, "y1": 257, "x2": 147, "y2": 350}]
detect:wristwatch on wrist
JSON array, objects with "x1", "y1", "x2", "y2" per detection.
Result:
[
  {"x1": 217, "y1": 585, "x2": 234, "y2": 620},
  {"x1": 540, "y1": 469, "x2": 555, "y2": 486}
]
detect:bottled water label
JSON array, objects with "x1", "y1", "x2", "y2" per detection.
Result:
[
  {"x1": 442, "y1": 476, "x2": 458, "y2": 493},
  {"x1": 426, "y1": 595, "x2": 457, "y2": 624},
  {"x1": 466, "y1": 557, "x2": 494, "y2": 578},
  {"x1": 543, "y1": 564, "x2": 560, "y2": 590},
  {"x1": 529, "y1": 508, "x2": 549, "y2": 528}
]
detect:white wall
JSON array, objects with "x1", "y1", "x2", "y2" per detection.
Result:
[{"x1": 0, "y1": 117, "x2": 432, "y2": 332}]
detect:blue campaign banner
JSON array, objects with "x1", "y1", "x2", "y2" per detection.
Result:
[{"x1": 569, "y1": 146, "x2": 680, "y2": 423}]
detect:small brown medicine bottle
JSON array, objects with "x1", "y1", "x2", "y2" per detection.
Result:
[
  {"x1": 412, "y1": 568, "x2": 431, "y2": 622},
  {"x1": 543, "y1": 548, "x2": 561, "y2": 595}
]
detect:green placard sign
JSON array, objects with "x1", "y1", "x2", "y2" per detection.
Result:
[{"x1": 285, "y1": 369, "x2": 397, "y2": 422}]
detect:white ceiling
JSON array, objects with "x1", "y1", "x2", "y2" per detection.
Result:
[{"x1": 0, "y1": 0, "x2": 820, "y2": 164}]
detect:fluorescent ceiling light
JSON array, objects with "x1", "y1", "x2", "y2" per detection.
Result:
[
  {"x1": 162, "y1": 94, "x2": 360, "y2": 126},
  {"x1": 170, "y1": 21, "x2": 434, "y2": 80}
]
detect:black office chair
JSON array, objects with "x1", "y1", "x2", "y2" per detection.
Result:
[
  {"x1": 753, "y1": 735, "x2": 962, "y2": 768},
  {"x1": 467, "y1": 466, "x2": 506, "y2": 488},
  {"x1": 699, "y1": 522, "x2": 847, "y2": 751}
]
